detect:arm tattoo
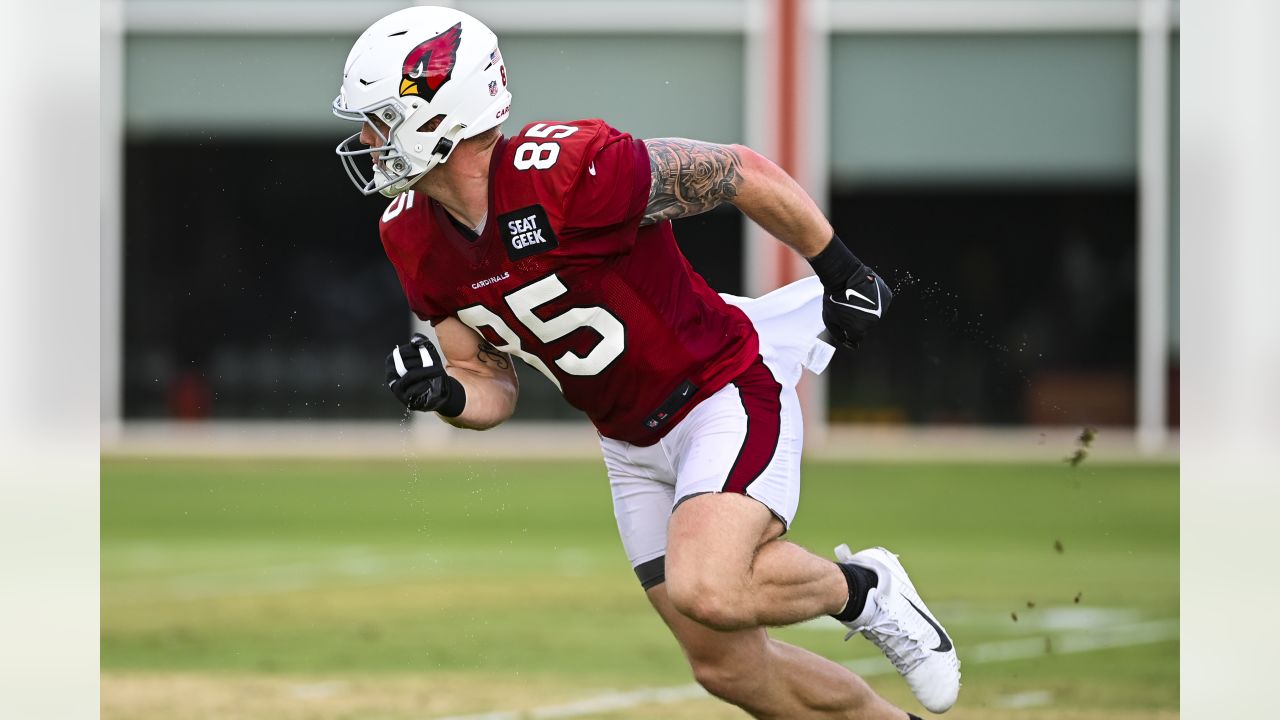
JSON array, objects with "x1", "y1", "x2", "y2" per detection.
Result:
[
  {"x1": 476, "y1": 340, "x2": 510, "y2": 370},
  {"x1": 642, "y1": 138, "x2": 744, "y2": 226}
]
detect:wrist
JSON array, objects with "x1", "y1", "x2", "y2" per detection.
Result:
[
  {"x1": 436, "y1": 375, "x2": 467, "y2": 417},
  {"x1": 806, "y1": 234, "x2": 864, "y2": 287}
]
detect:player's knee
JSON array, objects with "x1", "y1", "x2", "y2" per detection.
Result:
[{"x1": 666, "y1": 577, "x2": 752, "y2": 631}]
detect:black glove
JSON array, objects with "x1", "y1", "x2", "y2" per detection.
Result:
[
  {"x1": 807, "y1": 235, "x2": 893, "y2": 350},
  {"x1": 385, "y1": 333, "x2": 466, "y2": 416}
]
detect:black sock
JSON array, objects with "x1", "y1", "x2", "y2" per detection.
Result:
[{"x1": 831, "y1": 562, "x2": 878, "y2": 622}]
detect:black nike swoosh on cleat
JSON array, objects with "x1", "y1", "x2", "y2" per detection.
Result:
[{"x1": 903, "y1": 595, "x2": 953, "y2": 653}]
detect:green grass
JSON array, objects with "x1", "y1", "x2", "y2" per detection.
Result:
[{"x1": 102, "y1": 456, "x2": 1178, "y2": 718}]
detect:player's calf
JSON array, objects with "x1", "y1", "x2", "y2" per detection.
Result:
[
  {"x1": 688, "y1": 640, "x2": 922, "y2": 720},
  {"x1": 688, "y1": 653, "x2": 760, "y2": 704}
]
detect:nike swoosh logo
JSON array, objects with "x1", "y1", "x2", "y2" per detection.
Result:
[
  {"x1": 588, "y1": 162, "x2": 596, "y2": 176},
  {"x1": 828, "y1": 279, "x2": 882, "y2": 317},
  {"x1": 903, "y1": 595, "x2": 952, "y2": 653}
]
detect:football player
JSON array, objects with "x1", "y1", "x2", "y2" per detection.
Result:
[{"x1": 333, "y1": 7, "x2": 959, "y2": 718}]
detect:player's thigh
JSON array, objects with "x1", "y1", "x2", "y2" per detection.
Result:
[
  {"x1": 663, "y1": 357, "x2": 802, "y2": 595},
  {"x1": 666, "y1": 492, "x2": 781, "y2": 596}
]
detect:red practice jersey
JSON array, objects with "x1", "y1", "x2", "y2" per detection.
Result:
[{"x1": 379, "y1": 119, "x2": 759, "y2": 445}]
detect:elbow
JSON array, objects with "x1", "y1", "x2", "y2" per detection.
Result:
[
  {"x1": 452, "y1": 416, "x2": 502, "y2": 431},
  {"x1": 457, "y1": 378, "x2": 519, "y2": 431},
  {"x1": 494, "y1": 376, "x2": 519, "y2": 425},
  {"x1": 729, "y1": 143, "x2": 767, "y2": 176},
  {"x1": 475, "y1": 396, "x2": 518, "y2": 430},
  {"x1": 444, "y1": 409, "x2": 507, "y2": 431},
  {"x1": 439, "y1": 367, "x2": 518, "y2": 430},
  {"x1": 725, "y1": 144, "x2": 777, "y2": 202}
]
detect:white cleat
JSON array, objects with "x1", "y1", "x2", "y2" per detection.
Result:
[{"x1": 834, "y1": 544, "x2": 961, "y2": 713}]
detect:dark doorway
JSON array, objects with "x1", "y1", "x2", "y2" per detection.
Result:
[{"x1": 825, "y1": 184, "x2": 1137, "y2": 425}]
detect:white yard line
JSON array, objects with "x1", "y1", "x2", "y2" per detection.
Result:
[
  {"x1": 433, "y1": 619, "x2": 1179, "y2": 720},
  {"x1": 994, "y1": 690, "x2": 1054, "y2": 709}
]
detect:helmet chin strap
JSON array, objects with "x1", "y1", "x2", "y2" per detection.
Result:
[{"x1": 430, "y1": 121, "x2": 469, "y2": 164}]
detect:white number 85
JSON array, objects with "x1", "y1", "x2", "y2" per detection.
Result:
[
  {"x1": 456, "y1": 274, "x2": 625, "y2": 390},
  {"x1": 512, "y1": 123, "x2": 579, "y2": 171}
]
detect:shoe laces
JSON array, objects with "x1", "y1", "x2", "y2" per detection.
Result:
[{"x1": 847, "y1": 603, "x2": 932, "y2": 675}]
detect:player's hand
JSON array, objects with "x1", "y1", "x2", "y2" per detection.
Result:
[
  {"x1": 821, "y1": 266, "x2": 892, "y2": 350},
  {"x1": 385, "y1": 333, "x2": 454, "y2": 412},
  {"x1": 808, "y1": 235, "x2": 893, "y2": 350}
]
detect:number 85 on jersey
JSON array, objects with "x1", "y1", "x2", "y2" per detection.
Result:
[
  {"x1": 457, "y1": 273, "x2": 625, "y2": 390},
  {"x1": 513, "y1": 123, "x2": 579, "y2": 170}
]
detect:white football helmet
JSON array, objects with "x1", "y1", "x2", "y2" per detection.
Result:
[{"x1": 333, "y1": 6, "x2": 512, "y2": 197}]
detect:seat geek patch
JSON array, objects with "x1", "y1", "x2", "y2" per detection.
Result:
[{"x1": 499, "y1": 205, "x2": 558, "y2": 261}]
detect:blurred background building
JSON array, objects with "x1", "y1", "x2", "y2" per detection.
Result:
[{"x1": 101, "y1": 0, "x2": 1179, "y2": 455}]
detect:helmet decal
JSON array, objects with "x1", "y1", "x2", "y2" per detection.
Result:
[{"x1": 399, "y1": 22, "x2": 463, "y2": 102}]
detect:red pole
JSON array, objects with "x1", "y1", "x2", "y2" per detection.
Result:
[{"x1": 774, "y1": 0, "x2": 801, "y2": 290}]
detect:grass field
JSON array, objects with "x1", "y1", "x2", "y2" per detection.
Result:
[{"x1": 102, "y1": 455, "x2": 1178, "y2": 719}]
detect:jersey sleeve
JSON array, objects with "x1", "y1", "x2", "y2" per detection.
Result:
[
  {"x1": 516, "y1": 119, "x2": 651, "y2": 237},
  {"x1": 561, "y1": 122, "x2": 651, "y2": 233}
]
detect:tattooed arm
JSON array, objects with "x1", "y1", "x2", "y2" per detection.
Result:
[
  {"x1": 430, "y1": 316, "x2": 519, "y2": 430},
  {"x1": 642, "y1": 138, "x2": 834, "y2": 258}
]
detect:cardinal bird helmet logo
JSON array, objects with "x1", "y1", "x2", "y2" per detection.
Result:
[{"x1": 400, "y1": 22, "x2": 463, "y2": 102}]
